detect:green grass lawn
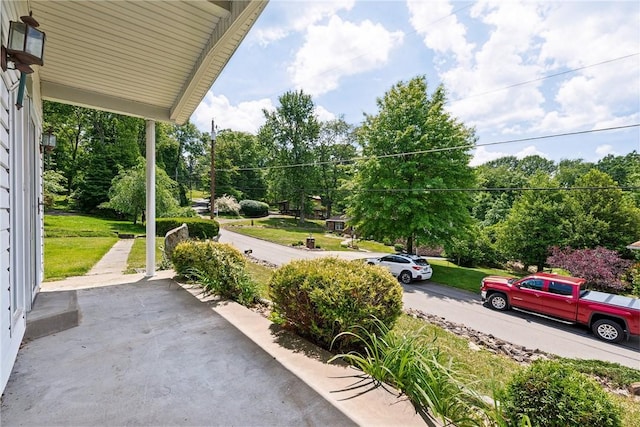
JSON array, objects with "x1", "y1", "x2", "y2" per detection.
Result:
[
  {"x1": 429, "y1": 259, "x2": 521, "y2": 293},
  {"x1": 45, "y1": 237, "x2": 118, "y2": 280},
  {"x1": 44, "y1": 214, "x2": 146, "y2": 280},
  {"x1": 45, "y1": 214, "x2": 145, "y2": 237},
  {"x1": 125, "y1": 237, "x2": 165, "y2": 273},
  {"x1": 225, "y1": 217, "x2": 393, "y2": 253}
]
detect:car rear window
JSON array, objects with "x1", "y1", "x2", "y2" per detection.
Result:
[
  {"x1": 548, "y1": 281, "x2": 573, "y2": 296},
  {"x1": 413, "y1": 258, "x2": 430, "y2": 266}
]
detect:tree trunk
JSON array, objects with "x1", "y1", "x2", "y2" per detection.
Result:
[
  {"x1": 298, "y1": 191, "x2": 306, "y2": 225},
  {"x1": 406, "y1": 235, "x2": 414, "y2": 254}
]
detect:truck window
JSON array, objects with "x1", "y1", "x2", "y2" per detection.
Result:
[
  {"x1": 548, "y1": 281, "x2": 573, "y2": 296},
  {"x1": 519, "y1": 279, "x2": 544, "y2": 290}
]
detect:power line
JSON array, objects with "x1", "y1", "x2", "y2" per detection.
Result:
[
  {"x1": 221, "y1": 185, "x2": 640, "y2": 194},
  {"x1": 215, "y1": 123, "x2": 639, "y2": 172},
  {"x1": 451, "y1": 53, "x2": 640, "y2": 102}
]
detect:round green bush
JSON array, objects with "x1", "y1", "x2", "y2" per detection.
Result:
[
  {"x1": 269, "y1": 258, "x2": 403, "y2": 351},
  {"x1": 501, "y1": 360, "x2": 621, "y2": 427},
  {"x1": 171, "y1": 241, "x2": 257, "y2": 305},
  {"x1": 156, "y1": 217, "x2": 219, "y2": 239},
  {"x1": 239, "y1": 199, "x2": 269, "y2": 218}
]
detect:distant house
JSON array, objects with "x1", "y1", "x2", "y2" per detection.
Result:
[{"x1": 326, "y1": 215, "x2": 352, "y2": 235}]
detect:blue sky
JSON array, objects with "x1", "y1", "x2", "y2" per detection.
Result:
[{"x1": 191, "y1": 0, "x2": 640, "y2": 166}]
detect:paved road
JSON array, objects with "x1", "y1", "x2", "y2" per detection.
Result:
[{"x1": 220, "y1": 229, "x2": 640, "y2": 369}]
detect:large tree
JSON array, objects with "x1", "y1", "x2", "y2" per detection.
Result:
[
  {"x1": 210, "y1": 130, "x2": 267, "y2": 201},
  {"x1": 347, "y1": 76, "x2": 475, "y2": 253},
  {"x1": 316, "y1": 118, "x2": 357, "y2": 218},
  {"x1": 259, "y1": 90, "x2": 320, "y2": 224},
  {"x1": 101, "y1": 159, "x2": 180, "y2": 223},
  {"x1": 495, "y1": 173, "x2": 569, "y2": 271}
]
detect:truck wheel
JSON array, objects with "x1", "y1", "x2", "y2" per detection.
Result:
[
  {"x1": 487, "y1": 293, "x2": 509, "y2": 311},
  {"x1": 592, "y1": 319, "x2": 624, "y2": 343},
  {"x1": 399, "y1": 271, "x2": 412, "y2": 284}
]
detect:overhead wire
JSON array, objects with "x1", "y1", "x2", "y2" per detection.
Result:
[{"x1": 215, "y1": 123, "x2": 639, "y2": 172}]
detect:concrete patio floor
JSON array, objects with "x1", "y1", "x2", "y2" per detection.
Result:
[{"x1": 1, "y1": 271, "x2": 428, "y2": 426}]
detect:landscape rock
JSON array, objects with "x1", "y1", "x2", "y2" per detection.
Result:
[
  {"x1": 164, "y1": 223, "x2": 189, "y2": 260},
  {"x1": 630, "y1": 382, "x2": 640, "y2": 396}
]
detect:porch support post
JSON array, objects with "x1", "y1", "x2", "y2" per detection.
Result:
[{"x1": 145, "y1": 119, "x2": 156, "y2": 277}]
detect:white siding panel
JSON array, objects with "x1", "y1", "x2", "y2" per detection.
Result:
[
  {"x1": 0, "y1": 190, "x2": 8, "y2": 210},
  {"x1": 0, "y1": 148, "x2": 7, "y2": 169},
  {"x1": 0, "y1": 209, "x2": 7, "y2": 229}
]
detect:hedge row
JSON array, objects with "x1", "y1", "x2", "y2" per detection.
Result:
[{"x1": 156, "y1": 217, "x2": 219, "y2": 239}]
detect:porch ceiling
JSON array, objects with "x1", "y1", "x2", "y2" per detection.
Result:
[{"x1": 30, "y1": 0, "x2": 267, "y2": 124}]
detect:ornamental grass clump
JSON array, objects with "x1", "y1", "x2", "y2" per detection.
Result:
[
  {"x1": 330, "y1": 318, "x2": 489, "y2": 426},
  {"x1": 269, "y1": 258, "x2": 403, "y2": 351},
  {"x1": 500, "y1": 360, "x2": 621, "y2": 427},
  {"x1": 172, "y1": 241, "x2": 258, "y2": 306}
]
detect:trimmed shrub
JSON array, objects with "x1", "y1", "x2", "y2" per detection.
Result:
[
  {"x1": 171, "y1": 241, "x2": 258, "y2": 306},
  {"x1": 215, "y1": 194, "x2": 241, "y2": 215},
  {"x1": 269, "y1": 258, "x2": 403, "y2": 351},
  {"x1": 240, "y1": 199, "x2": 269, "y2": 218},
  {"x1": 156, "y1": 217, "x2": 219, "y2": 239},
  {"x1": 501, "y1": 360, "x2": 621, "y2": 427}
]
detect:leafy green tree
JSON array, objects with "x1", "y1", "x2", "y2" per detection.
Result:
[
  {"x1": 555, "y1": 158, "x2": 594, "y2": 187},
  {"x1": 563, "y1": 169, "x2": 640, "y2": 252},
  {"x1": 495, "y1": 173, "x2": 568, "y2": 271},
  {"x1": 347, "y1": 76, "x2": 475, "y2": 253},
  {"x1": 211, "y1": 130, "x2": 267, "y2": 201},
  {"x1": 101, "y1": 159, "x2": 180, "y2": 223},
  {"x1": 316, "y1": 118, "x2": 357, "y2": 218},
  {"x1": 259, "y1": 90, "x2": 320, "y2": 223}
]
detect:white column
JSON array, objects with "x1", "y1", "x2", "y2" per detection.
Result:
[{"x1": 145, "y1": 119, "x2": 156, "y2": 277}]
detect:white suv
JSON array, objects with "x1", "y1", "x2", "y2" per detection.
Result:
[{"x1": 366, "y1": 254, "x2": 433, "y2": 284}]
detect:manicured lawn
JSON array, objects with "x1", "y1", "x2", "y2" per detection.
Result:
[
  {"x1": 45, "y1": 214, "x2": 145, "y2": 237},
  {"x1": 45, "y1": 237, "x2": 118, "y2": 280},
  {"x1": 44, "y1": 214, "x2": 145, "y2": 280},
  {"x1": 246, "y1": 261, "x2": 273, "y2": 298},
  {"x1": 225, "y1": 217, "x2": 393, "y2": 253},
  {"x1": 429, "y1": 259, "x2": 521, "y2": 293},
  {"x1": 126, "y1": 237, "x2": 165, "y2": 273}
]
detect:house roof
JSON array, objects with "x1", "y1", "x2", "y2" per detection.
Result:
[
  {"x1": 30, "y1": 0, "x2": 267, "y2": 124},
  {"x1": 326, "y1": 215, "x2": 349, "y2": 222},
  {"x1": 627, "y1": 240, "x2": 640, "y2": 250}
]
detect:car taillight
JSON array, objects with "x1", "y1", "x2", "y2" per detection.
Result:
[{"x1": 412, "y1": 266, "x2": 422, "y2": 270}]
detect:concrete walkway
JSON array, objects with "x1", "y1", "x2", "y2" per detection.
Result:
[
  {"x1": 87, "y1": 238, "x2": 135, "y2": 275},
  {"x1": 2, "y1": 240, "x2": 430, "y2": 426}
]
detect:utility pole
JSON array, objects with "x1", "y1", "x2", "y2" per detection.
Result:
[{"x1": 209, "y1": 119, "x2": 217, "y2": 219}]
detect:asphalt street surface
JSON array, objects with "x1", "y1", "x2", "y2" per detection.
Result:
[{"x1": 219, "y1": 228, "x2": 640, "y2": 369}]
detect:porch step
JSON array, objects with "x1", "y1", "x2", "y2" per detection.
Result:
[{"x1": 24, "y1": 290, "x2": 79, "y2": 341}]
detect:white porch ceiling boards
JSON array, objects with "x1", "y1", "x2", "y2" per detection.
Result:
[{"x1": 31, "y1": 0, "x2": 267, "y2": 124}]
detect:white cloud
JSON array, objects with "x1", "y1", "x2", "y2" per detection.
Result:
[
  {"x1": 595, "y1": 144, "x2": 617, "y2": 159},
  {"x1": 470, "y1": 146, "x2": 507, "y2": 166},
  {"x1": 288, "y1": 16, "x2": 404, "y2": 96},
  {"x1": 406, "y1": 0, "x2": 474, "y2": 64},
  {"x1": 254, "y1": 0, "x2": 356, "y2": 46},
  {"x1": 191, "y1": 93, "x2": 273, "y2": 135},
  {"x1": 423, "y1": 1, "x2": 639, "y2": 140},
  {"x1": 470, "y1": 144, "x2": 549, "y2": 166},
  {"x1": 315, "y1": 105, "x2": 336, "y2": 122},
  {"x1": 516, "y1": 145, "x2": 549, "y2": 159}
]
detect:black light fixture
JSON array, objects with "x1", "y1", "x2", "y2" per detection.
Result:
[{"x1": 1, "y1": 11, "x2": 46, "y2": 74}]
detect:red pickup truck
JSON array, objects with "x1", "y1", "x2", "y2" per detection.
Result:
[{"x1": 480, "y1": 272, "x2": 640, "y2": 343}]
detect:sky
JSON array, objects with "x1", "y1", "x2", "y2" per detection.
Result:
[{"x1": 191, "y1": 0, "x2": 640, "y2": 166}]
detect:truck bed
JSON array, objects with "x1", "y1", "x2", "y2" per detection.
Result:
[{"x1": 581, "y1": 290, "x2": 640, "y2": 311}]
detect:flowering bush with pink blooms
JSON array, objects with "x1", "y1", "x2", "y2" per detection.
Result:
[{"x1": 547, "y1": 246, "x2": 632, "y2": 293}]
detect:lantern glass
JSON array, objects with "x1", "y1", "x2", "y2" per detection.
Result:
[
  {"x1": 8, "y1": 21, "x2": 26, "y2": 51},
  {"x1": 42, "y1": 132, "x2": 56, "y2": 148},
  {"x1": 26, "y1": 26, "x2": 44, "y2": 61}
]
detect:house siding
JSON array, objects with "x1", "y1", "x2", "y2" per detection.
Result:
[{"x1": 0, "y1": 0, "x2": 43, "y2": 393}]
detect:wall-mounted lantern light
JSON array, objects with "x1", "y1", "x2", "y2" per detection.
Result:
[
  {"x1": 41, "y1": 128, "x2": 56, "y2": 153},
  {"x1": 1, "y1": 12, "x2": 46, "y2": 74}
]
